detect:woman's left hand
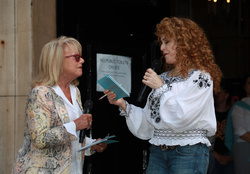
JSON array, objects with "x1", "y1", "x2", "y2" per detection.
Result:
[
  {"x1": 90, "y1": 138, "x2": 107, "y2": 153},
  {"x1": 142, "y1": 68, "x2": 163, "y2": 89}
]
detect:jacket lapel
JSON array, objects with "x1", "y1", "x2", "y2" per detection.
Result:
[
  {"x1": 76, "y1": 88, "x2": 84, "y2": 113},
  {"x1": 49, "y1": 87, "x2": 70, "y2": 124}
]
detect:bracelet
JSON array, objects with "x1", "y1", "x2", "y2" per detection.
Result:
[{"x1": 90, "y1": 149, "x2": 97, "y2": 155}]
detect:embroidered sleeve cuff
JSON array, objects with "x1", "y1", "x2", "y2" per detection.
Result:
[
  {"x1": 118, "y1": 101, "x2": 131, "y2": 117},
  {"x1": 152, "y1": 85, "x2": 167, "y2": 98}
]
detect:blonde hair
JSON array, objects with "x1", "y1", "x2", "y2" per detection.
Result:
[
  {"x1": 155, "y1": 17, "x2": 222, "y2": 94},
  {"x1": 32, "y1": 36, "x2": 82, "y2": 88}
]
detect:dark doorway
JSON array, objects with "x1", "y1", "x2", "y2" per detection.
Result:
[{"x1": 57, "y1": 1, "x2": 170, "y2": 173}]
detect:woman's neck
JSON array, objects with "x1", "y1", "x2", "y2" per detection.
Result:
[
  {"x1": 168, "y1": 67, "x2": 194, "y2": 77},
  {"x1": 168, "y1": 66, "x2": 181, "y2": 77},
  {"x1": 58, "y1": 79, "x2": 73, "y2": 104}
]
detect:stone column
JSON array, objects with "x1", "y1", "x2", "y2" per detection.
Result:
[{"x1": 0, "y1": 0, "x2": 56, "y2": 173}]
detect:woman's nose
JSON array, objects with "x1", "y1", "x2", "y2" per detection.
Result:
[
  {"x1": 80, "y1": 57, "x2": 84, "y2": 63},
  {"x1": 160, "y1": 44, "x2": 164, "y2": 51}
]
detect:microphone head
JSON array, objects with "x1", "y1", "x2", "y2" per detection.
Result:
[
  {"x1": 84, "y1": 100, "x2": 93, "y2": 110},
  {"x1": 151, "y1": 59, "x2": 161, "y2": 72}
]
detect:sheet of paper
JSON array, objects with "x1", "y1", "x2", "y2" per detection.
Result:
[
  {"x1": 78, "y1": 135, "x2": 118, "y2": 152},
  {"x1": 96, "y1": 53, "x2": 132, "y2": 93}
]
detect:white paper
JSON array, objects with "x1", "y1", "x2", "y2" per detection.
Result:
[
  {"x1": 78, "y1": 135, "x2": 118, "y2": 152},
  {"x1": 96, "y1": 53, "x2": 132, "y2": 93}
]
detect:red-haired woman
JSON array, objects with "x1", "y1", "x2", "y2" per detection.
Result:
[{"x1": 105, "y1": 17, "x2": 222, "y2": 174}]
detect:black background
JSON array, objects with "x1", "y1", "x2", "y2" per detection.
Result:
[
  {"x1": 57, "y1": 0, "x2": 169, "y2": 173},
  {"x1": 56, "y1": 0, "x2": 250, "y2": 173}
]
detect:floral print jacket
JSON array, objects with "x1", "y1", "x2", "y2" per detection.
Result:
[{"x1": 12, "y1": 85, "x2": 84, "y2": 174}]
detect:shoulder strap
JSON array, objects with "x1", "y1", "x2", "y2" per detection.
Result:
[{"x1": 234, "y1": 100, "x2": 250, "y2": 111}]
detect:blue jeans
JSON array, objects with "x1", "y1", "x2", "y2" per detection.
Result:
[{"x1": 146, "y1": 143, "x2": 209, "y2": 174}]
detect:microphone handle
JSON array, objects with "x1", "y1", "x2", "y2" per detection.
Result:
[
  {"x1": 137, "y1": 85, "x2": 149, "y2": 103},
  {"x1": 137, "y1": 67, "x2": 157, "y2": 102},
  {"x1": 79, "y1": 129, "x2": 85, "y2": 143},
  {"x1": 79, "y1": 109, "x2": 89, "y2": 143}
]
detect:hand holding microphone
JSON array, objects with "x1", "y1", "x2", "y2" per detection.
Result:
[
  {"x1": 142, "y1": 68, "x2": 163, "y2": 90},
  {"x1": 137, "y1": 59, "x2": 161, "y2": 102},
  {"x1": 74, "y1": 113, "x2": 92, "y2": 131},
  {"x1": 75, "y1": 100, "x2": 93, "y2": 143}
]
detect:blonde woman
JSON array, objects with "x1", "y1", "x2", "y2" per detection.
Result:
[{"x1": 12, "y1": 36, "x2": 107, "y2": 174}]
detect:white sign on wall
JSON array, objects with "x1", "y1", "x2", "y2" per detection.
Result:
[{"x1": 96, "y1": 53, "x2": 132, "y2": 93}]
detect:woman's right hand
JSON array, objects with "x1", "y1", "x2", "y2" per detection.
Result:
[
  {"x1": 74, "y1": 114, "x2": 92, "y2": 131},
  {"x1": 104, "y1": 89, "x2": 126, "y2": 111}
]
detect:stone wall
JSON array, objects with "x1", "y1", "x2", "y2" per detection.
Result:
[{"x1": 0, "y1": 0, "x2": 56, "y2": 173}]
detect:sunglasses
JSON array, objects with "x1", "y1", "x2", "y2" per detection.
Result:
[{"x1": 65, "y1": 54, "x2": 82, "y2": 62}]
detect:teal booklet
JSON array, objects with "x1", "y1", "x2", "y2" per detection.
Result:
[
  {"x1": 78, "y1": 135, "x2": 118, "y2": 151},
  {"x1": 97, "y1": 75, "x2": 130, "y2": 100}
]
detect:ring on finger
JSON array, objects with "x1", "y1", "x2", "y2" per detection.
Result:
[{"x1": 89, "y1": 121, "x2": 92, "y2": 126}]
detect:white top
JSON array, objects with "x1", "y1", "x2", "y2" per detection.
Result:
[
  {"x1": 52, "y1": 84, "x2": 94, "y2": 174},
  {"x1": 231, "y1": 97, "x2": 250, "y2": 143},
  {"x1": 120, "y1": 69, "x2": 216, "y2": 147}
]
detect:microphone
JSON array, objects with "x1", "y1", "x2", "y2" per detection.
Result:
[
  {"x1": 137, "y1": 59, "x2": 161, "y2": 102},
  {"x1": 79, "y1": 100, "x2": 93, "y2": 143}
]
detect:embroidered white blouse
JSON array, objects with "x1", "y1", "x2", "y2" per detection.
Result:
[
  {"x1": 52, "y1": 85, "x2": 94, "y2": 174},
  {"x1": 120, "y1": 69, "x2": 216, "y2": 147}
]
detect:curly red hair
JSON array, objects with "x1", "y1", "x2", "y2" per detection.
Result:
[{"x1": 155, "y1": 17, "x2": 222, "y2": 94}]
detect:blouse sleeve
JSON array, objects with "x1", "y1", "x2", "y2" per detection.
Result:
[
  {"x1": 120, "y1": 101, "x2": 155, "y2": 140},
  {"x1": 84, "y1": 137, "x2": 96, "y2": 156},
  {"x1": 157, "y1": 72, "x2": 216, "y2": 135},
  {"x1": 28, "y1": 87, "x2": 73, "y2": 149},
  {"x1": 63, "y1": 122, "x2": 77, "y2": 138},
  {"x1": 231, "y1": 105, "x2": 248, "y2": 137}
]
